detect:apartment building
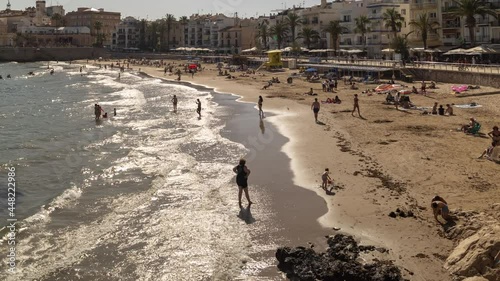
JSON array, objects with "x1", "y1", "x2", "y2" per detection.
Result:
[
  {"x1": 111, "y1": 16, "x2": 140, "y2": 50},
  {"x1": 218, "y1": 18, "x2": 258, "y2": 53},
  {"x1": 65, "y1": 7, "x2": 121, "y2": 46},
  {"x1": 183, "y1": 14, "x2": 236, "y2": 48}
]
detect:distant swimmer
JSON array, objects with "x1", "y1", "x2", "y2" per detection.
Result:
[
  {"x1": 196, "y1": 99, "x2": 201, "y2": 118},
  {"x1": 0, "y1": 75, "x2": 3, "y2": 79},
  {"x1": 118, "y1": 73, "x2": 121, "y2": 80},
  {"x1": 233, "y1": 158, "x2": 252, "y2": 206},
  {"x1": 171, "y1": 95, "x2": 178, "y2": 113},
  {"x1": 103, "y1": 112, "x2": 108, "y2": 118},
  {"x1": 28, "y1": 71, "x2": 35, "y2": 76},
  {"x1": 6, "y1": 74, "x2": 11, "y2": 79},
  {"x1": 50, "y1": 69, "x2": 54, "y2": 75},
  {"x1": 113, "y1": 108, "x2": 117, "y2": 116}
]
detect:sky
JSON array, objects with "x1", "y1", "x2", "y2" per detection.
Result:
[{"x1": 7, "y1": 0, "x2": 321, "y2": 19}]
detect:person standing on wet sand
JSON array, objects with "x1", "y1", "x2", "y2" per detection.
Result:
[
  {"x1": 233, "y1": 159, "x2": 252, "y2": 206},
  {"x1": 258, "y1": 96, "x2": 264, "y2": 118},
  {"x1": 352, "y1": 94, "x2": 361, "y2": 117},
  {"x1": 311, "y1": 98, "x2": 320, "y2": 123},
  {"x1": 172, "y1": 95, "x2": 178, "y2": 113},
  {"x1": 196, "y1": 99, "x2": 202, "y2": 117}
]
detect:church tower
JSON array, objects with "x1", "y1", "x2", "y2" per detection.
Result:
[{"x1": 6, "y1": 0, "x2": 11, "y2": 10}]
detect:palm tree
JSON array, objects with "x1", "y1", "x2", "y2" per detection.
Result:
[
  {"x1": 297, "y1": 26, "x2": 320, "y2": 49},
  {"x1": 382, "y1": 8, "x2": 405, "y2": 38},
  {"x1": 256, "y1": 20, "x2": 269, "y2": 50},
  {"x1": 179, "y1": 16, "x2": 189, "y2": 46},
  {"x1": 285, "y1": 12, "x2": 302, "y2": 43},
  {"x1": 409, "y1": 13, "x2": 440, "y2": 49},
  {"x1": 391, "y1": 33, "x2": 411, "y2": 60},
  {"x1": 323, "y1": 20, "x2": 348, "y2": 55},
  {"x1": 51, "y1": 13, "x2": 63, "y2": 27},
  {"x1": 164, "y1": 14, "x2": 176, "y2": 51},
  {"x1": 93, "y1": 21, "x2": 103, "y2": 46},
  {"x1": 449, "y1": 0, "x2": 498, "y2": 46},
  {"x1": 269, "y1": 21, "x2": 289, "y2": 49},
  {"x1": 139, "y1": 19, "x2": 147, "y2": 50},
  {"x1": 354, "y1": 16, "x2": 371, "y2": 51}
]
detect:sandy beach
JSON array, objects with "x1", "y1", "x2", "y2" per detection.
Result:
[{"x1": 85, "y1": 59, "x2": 500, "y2": 280}]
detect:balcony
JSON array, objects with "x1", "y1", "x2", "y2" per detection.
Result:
[{"x1": 442, "y1": 22, "x2": 460, "y2": 28}]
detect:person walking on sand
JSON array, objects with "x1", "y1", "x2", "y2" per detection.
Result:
[
  {"x1": 172, "y1": 95, "x2": 178, "y2": 113},
  {"x1": 321, "y1": 168, "x2": 332, "y2": 190},
  {"x1": 311, "y1": 98, "x2": 320, "y2": 123},
  {"x1": 233, "y1": 159, "x2": 252, "y2": 206},
  {"x1": 352, "y1": 94, "x2": 361, "y2": 117},
  {"x1": 258, "y1": 96, "x2": 264, "y2": 118},
  {"x1": 196, "y1": 99, "x2": 202, "y2": 117}
]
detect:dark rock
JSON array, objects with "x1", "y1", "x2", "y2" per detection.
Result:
[
  {"x1": 399, "y1": 211, "x2": 407, "y2": 218},
  {"x1": 276, "y1": 234, "x2": 406, "y2": 281},
  {"x1": 389, "y1": 212, "x2": 397, "y2": 218},
  {"x1": 407, "y1": 211, "x2": 414, "y2": 217}
]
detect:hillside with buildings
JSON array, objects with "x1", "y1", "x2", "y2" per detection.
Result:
[{"x1": 0, "y1": 0, "x2": 499, "y2": 58}]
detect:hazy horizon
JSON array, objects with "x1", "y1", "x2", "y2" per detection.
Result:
[{"x1": 5, "y1": 0, "x2": 321, "y2": 20}]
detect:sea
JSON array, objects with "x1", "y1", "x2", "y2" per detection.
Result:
[{"x1": 0, "y1": 61, "x2": 286, "y2": 280}]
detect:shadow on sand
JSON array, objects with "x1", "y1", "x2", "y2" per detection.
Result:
[{"x1": 237, "y1": 204, "x2": 256, "y2": 224}]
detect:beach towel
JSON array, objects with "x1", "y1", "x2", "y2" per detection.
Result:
[
  {"x1": 454, "y1": 104, "x2": 483, "y2": 109},
  {"x1": 451, "y1": 85, "x2": 468, "y2": 93}
]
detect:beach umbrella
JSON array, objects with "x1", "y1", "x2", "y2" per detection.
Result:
[
  {"x1": 443, "y1": 48, "x2": 466, "y2": 55},
  {"x1": 381, "y1": 48, "x2": 395, "y2": 53},
  {"x1": 305, "y1": 68, "x2": 318, "y2": 72},
  {"x1": 347, "y1": 49, "x2": 363, "y2": 54},
  {"x1": 464, "y1": 46, "x2": 496, "y2": 54},
  {"x1": 189, "y1": 64, "x2": 197, "y2": 69},
  {"x1": 241, "y1": 47, "x2": 257, "y2": 53}
]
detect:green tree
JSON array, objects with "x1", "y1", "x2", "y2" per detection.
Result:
[
  {"x1": 323, "y1": 20, "x2": 348, "y2": 55},
  {"x1": 139, "y1": 19, "x2": 147, "y2": 50},
  {"x1": 354, "y1": 15, "x2": 371, "y2": 51},
  {"x1": 165, "y1": 14, "x2": 176, "y2": 51},
  {"x1": 297, "y1": 26, "x2": 320, "y2": 49},
  {"x1": 256, "y1": 20, "x2": 270, "y2": 50},
  {"x1": 51, "y1": 13, "x2": 64, "y2": 27},
  {"x1": 93, "y1": 21, "x2": 103, "y2": 46},
  {"x1": 382, "y1": 8, "x2": 405, "y2": 38},
  {"x1": 270, "y1": 21, "x2": 289, "y2": 49},
  {"x1": 391, "y1": 33, "x2": 411, "y2": 60},
  {"x1": 409, "y1": 13, "x2": 440, "y2": 49},
  {"x1": 285, "y1": 12, "x2": 302, "y2": 43},
  {"x1": 449, "y1": 0, "x2": 498, "y2": 46},
  {"x1": 179, "y1": 16, "x2": 189, "y2": 46}
]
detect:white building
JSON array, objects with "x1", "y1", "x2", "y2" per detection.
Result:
[
  {"x1": 111, "y1": 16, "x2": 141, "y2": 50},
  {"x1": 184, "y1": 13, "x2": 236, "y2": 48}
]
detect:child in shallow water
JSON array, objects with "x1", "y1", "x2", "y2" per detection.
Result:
[{"x1": 321, "y1": 168, "x2": 332, "y2": 190}]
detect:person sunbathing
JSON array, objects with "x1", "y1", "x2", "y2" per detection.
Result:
[
  {"x1": 429, "y1": 81, "x2": 436, "y2": 89},
  {"x1": 304, "y1": 88, "x2": 317, "y2": 96},
  {"x1": 461, "y1": 117, "x2": 477, "y2": 133},
  {"x1": 412, "y1": 86, "x2": 418, "y2": 94},
  {"x1": 386, "y1": 92, "x2": 395, "y2": 103},
  {"x1": 350, "y1": 83, "x2": 358, "y2": 90},
  {"x1": 333, "y1": 96, "x2": 341, "y2": 104},
  {"x1": 445, "y1": 104, "x2": 454, "y2": 116}
]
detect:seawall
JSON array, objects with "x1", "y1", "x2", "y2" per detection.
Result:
[{"x1": 407, "y1": 67, "x2": 500, "y2": 88}]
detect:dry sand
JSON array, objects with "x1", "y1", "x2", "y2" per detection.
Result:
[{"x1": 87, "y1": 59, "x2": 500, "y2": 281}]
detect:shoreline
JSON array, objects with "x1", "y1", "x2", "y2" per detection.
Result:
[{"x1": 83, "y1": 60, "x2": 499, "y2": 280}]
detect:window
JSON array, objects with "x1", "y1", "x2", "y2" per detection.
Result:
[
  {"x1": 372, "y1": 9, "x2": 376, "y2": 14},
  {"x1": 343, "y1": 15, "x2": 351, "y2": 22},
  {"x1": 429, "y1": 12, "x2": 436, "y2": 18},
  {"x1": 401, "y1": 9, "x2": 406, "y2": 15}
]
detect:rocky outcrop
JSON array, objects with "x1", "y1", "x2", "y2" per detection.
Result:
[
  {"x1": 444, "y1": 204, "x2": 500, "y2": 281},
  {"x1": 276, "y1": 234, "x2": 405, "y2": 281}
]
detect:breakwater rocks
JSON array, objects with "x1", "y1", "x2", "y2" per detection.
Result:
[{"x1": 276, "y1": 234, "x2": 406, "y2": 281}]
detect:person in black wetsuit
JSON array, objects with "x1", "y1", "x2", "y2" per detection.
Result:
[{"x1": 233, "y1": 159, "x2": 252, "y2": 206}]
